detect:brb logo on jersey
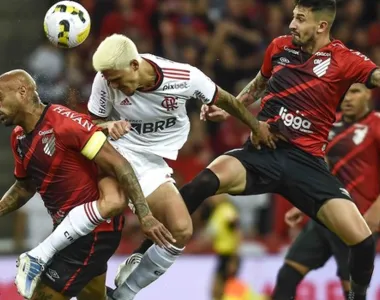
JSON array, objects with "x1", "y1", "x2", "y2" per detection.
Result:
[
  {"x1": 131, "y1": 117, "x2": 177, "y2": 134},
  {"x1": 279, "y1": 107, "x2": 313, "y2": 133},
  {"x1": 161, "y1": 96, "x2": 178, "y2": 111}
]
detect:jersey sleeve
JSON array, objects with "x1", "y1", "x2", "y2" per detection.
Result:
[
  {"x1": 10, "y1": 129, "x2": 27, "y2": 179},
  {"x1": 59, "y1": 112, "x2": 107, "y2": 160},
  {"x1": 187, "y1": 66, "x2": 218, "y2": 105},
  {"x1": 341, "y1": 50, "x2": 378, "y2": 88},
  {"x1": 261, "y1": 38, "x2": 278, "y2": 78},
  {"x1": 87, "y1": 72, "x2": 113, "y2": 118}
]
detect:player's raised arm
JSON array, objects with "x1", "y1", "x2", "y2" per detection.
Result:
[
  {"x1": 82, "y1": 133, "x2": 175, "y2": 247},
  {"x1": 369, "y1": 68, "x2": 380, "y2": 87},
  {"x1": 0, "y1": 180, "x2": 36, "y2": 217}
]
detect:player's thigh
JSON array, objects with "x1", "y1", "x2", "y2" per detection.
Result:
[
  {"x1": 285, "y1": 221, "x2": 332, "y2": 274},
  {"x1": 77, "y1": 273, "x2": 106, "y2": 300},
  {"x1": 207, "y1": 155, "x2": 247, "y2": 194},
  {"x1": 211, "y1": 143, "x2": 283, "y2": 195},
  {"x1": 146, "y1": 181, "x2": 192, "y2": 238},
  {"x1": 280, "y1": 147, "x2": 368, "y2": 244},
  {"x1": 317, "y1": 199, "x2": 371, "y2": 245},
  {"x1": 31, "y1": 282, "x2": 69, "y2": 300}
]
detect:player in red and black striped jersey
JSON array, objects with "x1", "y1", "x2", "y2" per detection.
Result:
[
  {"x1": 327, "y1": 93, "x2": 380, "y2": 216},
  {"x1": 273, "y1": 83, "x2": 380, "y2": 299},
  {"x1": 131, "y1": 1, "x2": 380, "y2": 299},
  {"x1": 0, "y1": 70, "x2": 173, "y2": 300}
]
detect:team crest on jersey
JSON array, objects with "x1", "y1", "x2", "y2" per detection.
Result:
[
  {"x1": 42, "y1": 133, "x2": 56, "y2": 156},
  {"x1": 161, "y1": 96, "x2": 178, "y2": 111},
  {"x1": 313, "y1": 58, "x2": 331, "y2": 77}
]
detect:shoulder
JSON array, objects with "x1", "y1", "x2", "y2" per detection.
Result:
[
  {"x1": 369, "y1": 111, "x2": 380, "y2": 126},
  {"x1": 330, "y1": 40, "x2": 370, "y2": 60},
  {"x1": 264, "y1": 35, "x2": 296, "y2": 58},
  {"x1": 142, "y1": 53, "x2": 190, "y2": 70},
  {"x1": 92, "y1": 71, "x2": 108, "y2": 87},
  {"x1": 12, "y1": 125, "x2": 24, "y2": 137},
  {"x1": 269, "y1": 35, "x2": 293, "y2": 50},
  {"x1": 49, "y1": 105, "x2": 96, "y2": 134},
  {"x1": 11, "y1": 126, "x2": 25, "y2": 145}
]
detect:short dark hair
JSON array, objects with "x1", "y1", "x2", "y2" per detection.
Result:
[
  {"x1": 295, "y1": 0, "x2": 336, "y2": 13},
  {"x1": 295, "y1": 0, "x2": 336, "y2": 24}
]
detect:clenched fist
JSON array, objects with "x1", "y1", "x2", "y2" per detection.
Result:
[{"x1": 107, "y1": 120, "x2": 131, "y2": 140}]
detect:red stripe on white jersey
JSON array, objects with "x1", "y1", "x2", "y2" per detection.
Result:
[
  {"x1": 163, "y1": 71, "x2": 190, "y2": 76},
  {"x1": 162, "y1": 68, "x2": 190, "y2": 73},
  {"x1": 164, "y1": 75, "x2": 190, "y2": 80}
]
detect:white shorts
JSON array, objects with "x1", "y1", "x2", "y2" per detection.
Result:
[{"x1": 111, "y1": 144, "x2": 175, "y2": 198}]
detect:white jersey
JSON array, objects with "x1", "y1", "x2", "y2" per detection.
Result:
[{"x1": 88, "y1": 54, "x2": 218, "y2": 159}]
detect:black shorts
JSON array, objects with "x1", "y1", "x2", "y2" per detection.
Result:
[
  {"x1": 286, "y1": 220, "x2": 350, "y2": 280},
  {"x1": 225, "y1": 140, "x2": 352, "y2": 220},
  {"x1": 41, "y1": 231, "x2": 121, "y2": 297}
]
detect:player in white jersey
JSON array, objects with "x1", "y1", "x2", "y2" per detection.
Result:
[{"x1": 87, "y1": 34, "x2": 267, "y2": 300}]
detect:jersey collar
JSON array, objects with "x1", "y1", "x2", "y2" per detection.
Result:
[{"x1": 138, "y1": 58, "x2": 164, "y2": 92}]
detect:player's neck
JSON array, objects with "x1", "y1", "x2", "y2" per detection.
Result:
[
  {"x1": 19, "y1": 102, "x2": 46, "y2": 134},
  {"x1": 302, "y1": 35, "x2": 331, "y2": 55},
  {"x1": 343, "y1": 108, "x2": 370, "y2": 123},
  {"x1": 138, "y1": 59, "x2": 157, "y2": 89}
]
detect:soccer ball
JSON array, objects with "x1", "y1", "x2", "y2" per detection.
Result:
[{"x1": 43, "y1": 1, "x2": 91, "y2": 48}]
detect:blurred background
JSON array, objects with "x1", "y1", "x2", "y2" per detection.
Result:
[{"x1": 0, "y1": 0, "x2": 380, "y2": 299}]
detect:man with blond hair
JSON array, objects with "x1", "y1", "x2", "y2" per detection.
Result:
[{"x1": 87, "y1": 33, "x2": 266, "y2": 300}]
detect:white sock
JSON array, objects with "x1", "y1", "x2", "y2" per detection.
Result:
[
  {"x1": 113, "y1": 244, "x2": 184, "y2": 299},
  {"x1": 28, "y1": 201, "x2": 104, "y2": 263}
]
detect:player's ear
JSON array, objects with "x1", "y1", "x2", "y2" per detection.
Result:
[
  {"x1": 317, "y1": 20, "x2": 329, "y2": 34},
  {"x1": 18, "y1": 86, "x2": 27, "y2": 99},
  {"x1": 130, "y1": 59, "x2": 139, "y2": 71}
]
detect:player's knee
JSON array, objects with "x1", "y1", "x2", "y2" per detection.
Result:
[
  {"x1": 170, "y1": 216, "x2": 193, "y2": 246},
  {"x1": 97, "y1": 177, "x2": 126, "y2": 218},
  {"x1": 98, "y1": 189, "x2": 126, "y2": 218},
  {"x1": 285, "y1": 259, "x2": 310, "y2": 276}
]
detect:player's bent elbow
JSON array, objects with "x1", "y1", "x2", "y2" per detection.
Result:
[{"x1": 97, "y1": 176, "x2": 128, "y2": 217}]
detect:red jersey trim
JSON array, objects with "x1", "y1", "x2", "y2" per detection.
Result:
[{"x1": 208, "y1": 86, "x2": 219, "y2": 106}]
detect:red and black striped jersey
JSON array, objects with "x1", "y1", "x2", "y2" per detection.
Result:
[
  {"x1": 326, "y1": 112, "x2": 380, "y2": 213},
  {"x1": 11, "y1": 104, "x2": 124, "y2": 232},
  {"x1": 259, "y1": 35, "x2": 378, "y2": 157}
]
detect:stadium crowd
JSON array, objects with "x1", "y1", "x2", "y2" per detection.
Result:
[{"x1": 19, "y1": 0, "x2": 380, "y2": 256}]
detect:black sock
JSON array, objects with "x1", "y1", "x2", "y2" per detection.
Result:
[
  {"x1": 133, "y1": 239, "x2": 154, "y2": 255},
  {"x1": 180, "y1": 168, "x2": 220, "y2": 214},
  {"x1": 132, "y1": 168, "x2": 220, "y2": 255},
  {"x1": 272, "y1": 263, "x2": 304, "y2": 300},
  {"x1": 349, "y1": 235, "x2": 375, "y2": 296}
]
